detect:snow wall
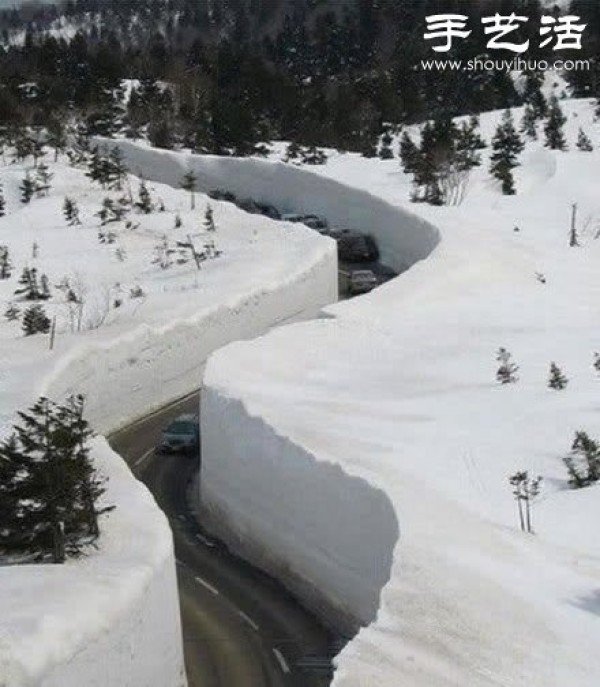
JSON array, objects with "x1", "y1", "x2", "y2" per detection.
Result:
[
  {"x1": 3, "y1": 145, "x2": 339, "y2": 687},
  {"x1": 179, "y1": 149, "x2": 440, "y2": 632},
  {"x1": 0, "y1": 439, "x2": 185, "y2": 687},
  {"x1": 95, "y1": 138, "x2": 440, "y2": 274}
]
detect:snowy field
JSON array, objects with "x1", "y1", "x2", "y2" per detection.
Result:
[
  {"x1": 0, "y1": 150, "x2": 336, "y2": 685},
  {"x1": 202, "y1": 97, "x2": 600, "y2": 687}
]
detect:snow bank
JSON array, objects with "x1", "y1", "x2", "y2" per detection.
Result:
[
  {"x1": 201, "y1": 99, "x2": 600, "y2": 687},
  {"x1": 0, "y1": 439, "x2": 185, "y2": 687},
  {"x1": 96, "y1": 138, "x2": 440, "y2": 274}
]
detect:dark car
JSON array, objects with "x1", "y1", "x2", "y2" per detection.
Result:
[
  {"x1": 337, "y1": 232, "x2": 379, "y2": 262},
  {"x1": 159, "y1": 414, "x2": 200, "y2": 455}
]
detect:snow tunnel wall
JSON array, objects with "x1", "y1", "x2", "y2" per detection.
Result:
[
  {"x1": 95, "y1": 139, "x2": 440, "y2": 274},
  {"x1": 201, "y1": 388, "x2": 399, "y2": 634}
]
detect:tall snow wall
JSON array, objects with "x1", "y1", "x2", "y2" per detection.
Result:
[
  {"x1": 2, "y1": 146, "x2": 339, "y2": 687},
  {"x1": 198, "y1": 165, "x2": 440, "y2": 631},
  {"x1": 95, "y1": 139, "x2": 439, "y2": 274}
]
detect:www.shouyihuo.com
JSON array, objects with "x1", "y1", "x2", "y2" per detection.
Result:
[{"x1": 421, "y1": 57, "x2": 591, "y2": 73}]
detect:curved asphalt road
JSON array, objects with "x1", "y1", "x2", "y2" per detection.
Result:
[{"x1": 109, "y1": 392, "x2": 342, "y2": 687}]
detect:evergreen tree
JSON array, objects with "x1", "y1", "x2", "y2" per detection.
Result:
[
  {"x1": 135, "y1": 179, "x2": 153, "y2": 214},
  {"x1": 508, "y1": 471, "x2": 542, "y2": 534},
  {"x1": 35, "y1": 162, "x2": 53, "y2": 197},
  {"x1": 181, "y1": 169, "x2": 197, "y2": 210},
  {"x1": 284, "y1": 141, "x2": 301, "y2": 163},
  {"x1": 14, "y1": 267, "x2": 43, "y2": 300},
  {"x1": 20, "y1": 172, "x2": 35, "y2": 204},
  {"x1": 4, "y1": 303, "x2": 19, "y2": 321},
  {"x1": 496, "y1": 347, "x2": 519, "y2": 384},
  {"x1": 564, "y1": 431, "x2": 600, "y2": 488},
  {"x1": 22, "y1": 304, "x2": 51, "y2": 335},
  {"x1": 152, "y1": 235, "x2": 174, "y2": 269},
  {"x1": 47, "y1": 116, "x2": 67, "y2": 162},
  {"x1": 399, "y1": 132, "x2": 419, "y2": 174},
  {"x1": 96, "y1": 198, "x2": 126, "y2": 225},
  {"x1": 63, "y1": 197, "x2": 82, "y2": 226},
  {"x1": 576, "y1": 128, "x2": 593, "y2": 152},
  {"x1": 0, "y1": 182, "x2": 5, "y2": 217},
  {"x1": 490, "y1": 110, "x2": 524, "y2": 195},
  {"x1": 378, "y1": 130, "x2": 394, "y2": 160},
  {"x1": 594, "y1": 352, "x2": 600, "y2": 375},
  {"x1": 544, "y1": 96, "x2": 568, "y2": 151},
  {"x1": 108, "y1": 147, "x2": 128, "y2": 191},
  {"x1": 174, "y1": 213, "x2": 182, "y2": 229},
  {"x1": 0, "y1": 244, "x2": 11, "y2": 279},
  {"x1": 523, "y1": 72, "x2": 547, "y2": 119},
  {"x1": 301, "y1": 146, "x2": 328, "y2": 165},
  {"x1": 520, "y1": 105, "x2": 538, "y2": 141},
  {"x1": 548, "y1": 362, "x2": 568, "y2": 390},
  {"x1": 204, "y1": 204, "x2": 216, "y2": 232},
  {"x1": 0, "y1": 396, "x2": 111, "y2": 562},
  {"x1": 40, "y1": 274, "x2": 51, "y2": 301}
]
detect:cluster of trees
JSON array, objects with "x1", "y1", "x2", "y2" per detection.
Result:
[
  {"x1": 0, "y1": 0, "x2": 594, "y2": 157},
  {"x1": 0, "y1": 395, "x2": 111, "y2": 564}
]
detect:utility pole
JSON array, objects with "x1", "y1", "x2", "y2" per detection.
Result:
[{"x1": 569, "y1": 203, "x2": 579, "y2": 247}]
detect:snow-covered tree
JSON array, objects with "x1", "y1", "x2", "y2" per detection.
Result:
[
  {"x1": 496, "y1": 347, "x2": 519, "y2": 384},
  {"x1": 181, "y1": 169, "x2": 197, "y2": 210},
  {"x1": 378, "y1": 130, "x2": 394, "y2": 160},
  {"x1": 0, "y1": 245, "x2": 11, "y2": 279},
  {"x1": 399, "y1": 131, "x2": 419, "y2": 174},
  {"x1": 22, "y1": 304, "x2": 51, "y2": 335},
  {"x1": 20, "y1": 172, "x2": 35, "y2": 204},
  {"x1": 490, "y1": 110, "x2": 524, "y2": 195},
  {"x1": 0, "y1": 183, "x2": 5, "y2": 216},
  {"x1": 96, "y1": 198, "x2": 126, "y2": 226},
  {"x1": 548, "y1": 362, "x2": 568, "y2": 390},
  {"x1": 564, "y1": 431, "x2": 600, "y2": 488},
  {"x1": 14, "y1": 267, "x2": 46, "y2": 301},
  {"x1": 4, "y1": 303, "x2": 19, "y2": 321},
  {"x1": 204, "y1": 204, "x2": 216, "y2": 232},
  {"x1": 174, "y1": 213, "x2": 182, "y2": 229},
  {"x1": 520, "y1": 105, "x2": 538, "y2": 141},
  {"x1": 576, "y1": 128, "x2": 593, "y2": 152},
  {"x1": 63, "y1": 197, "x2": 82, "y2": 226},
  {"x1": 152, "y1": 235, "x2": 175, "y2": 269},
  {"x1": 544, "y1": 96, "x2": 568, "y2": 151},
  {"x1": 0, "y1": 395, "x2": 111, "y2": 562},
  {"x1": 594, "y1": 352, "x2": 600, "y2": 375},
  {"x1": 508, "y1": 471, "x2": 542, "y2": 534},
  {"x1": 108, "y1": 147, "x2": 128, "y2": 191},
  {"x1": 135, "y1": 179, "x2": 154, "y2": 214}
]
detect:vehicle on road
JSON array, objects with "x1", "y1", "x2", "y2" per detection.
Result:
[
  {"x1": 337, "y1": 232, "x2": 379, "y2": 262},
  {"x1": 348, "y1": 269, "x2": 378, "y2": 295},
  {"x1": 159, "y1": 414, "x2": 200, "y2": 455}
]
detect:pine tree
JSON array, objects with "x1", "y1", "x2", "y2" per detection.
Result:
[
  {"x1": 181, "y1": 169, "x2": 197, "y2": 210},
  {"x1": 0, "y1": 244, "x2": 11, "y2": 279},
  {"x1": 523, "y1": 72, "x2": 547, "y2": 119},
  {"x1": 204, "y1": 204, "x2": 216, "y2": 232},
  {"x1": 399, "y1": 132, "x2": 419, "y2": 173},
  {"x1": 152, "y1": 235, "x2": 174, "y2": 269},
  {"x1": 135, "y1": 179, "x2": 153, "y2": 214},
  {"x1": 496, "y1": 347, "x2": 519, "y2": 384},
  {"x1": 0, "y1": 396, "x2": 112, "y2": 562},
  {"x1": 302, "y1": 146, "x2": 327, "y2": 165},
  {"x1": 46, "y1": 116, "x2": 67, "y2": 162},
  {"x1": 35, "y1": 163, "x2": 53, "y2": 197},
  {"x1": 40, "y1": 274, "x2": 51, "y2": 300},
  {"x1": 520, "y1": 105, "x2": 538, "y2": 141},
  {"x1": 564, "y1": 431, "x2": 600, "y2": 488},
  {"x1": 594, "y1": 352, "x2": 600, "y2": 375},
  {"x1": 548, "y1": 362, "x2": 568, "y2": 390},
  {"x1": 22, "y1": 304, "x2": 51, "y2": 335},
  {"x1": 4, "y1": 303, "x2": 19, "y2": 321},
  {"x1": 96, "y1": 198, "x2": 126, "y2": 225},
  {"x1": 508, "y1": 471, "x2": 542, "y2": 534},
  {"x1": 14, "y1": 267, "x2": 42, "y2": 300},
  {"x1": 378, "y1": 130, "x2": 394, "y2": 160},
  {"x1": 284, "y1": 141, "x2": 301, "y2": 163},
  {"x1": 544, "y1": 96, "x2": 568, "y2": 151},
  {"x1": 0, "y1": 182, "x2": 5, "y2": 217},
  {"x1": 20, "y1": 172, "x2": 35, "y2": 204},
  {"x1": 174, "y1": 213, "x2": 182, "y2": 229},
  {"x1": 108, "y1": 147, "x2": 128, "y2": 190},
  {"x1": 576, "y1": 128, "x2": 593, "y2": 152},
  {"x1": 490, "y1": 110, "x2": 524, "y2": 195},
  {"x1": 63, "y1": 197, "x2": 81, "y2": 226}
]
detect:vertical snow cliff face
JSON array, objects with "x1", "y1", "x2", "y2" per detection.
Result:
[{"x1": 201, "y1": 390, "x2": 399, "y2": 634}]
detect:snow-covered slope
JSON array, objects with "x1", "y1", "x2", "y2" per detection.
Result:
[
  {"x1": 201, "y1": 98, "x2": 600, "y2": 687},
  {"x1": 0, "y1": 151, "x2": 336, "y2": 686}
]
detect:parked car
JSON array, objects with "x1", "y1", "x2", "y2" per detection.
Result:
[
  {"x1": 301, "y1": 214, "x2": 328, "y2": 231},
  {"x1": 158, "y1": 414, "x2": 200, "y2": 455},
  {"x1": 337, "y1": 233, "x2": 378, "y2": 262},
  {"x1": 348, "y1": 269, "x2": 378, "y2": 295}
]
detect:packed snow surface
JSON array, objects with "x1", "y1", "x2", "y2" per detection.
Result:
[
  {"x1": 0, "y1": 148, "x2": 336, "y2": 686},
  {"x1": 202, "y1": 98, "x2": 600, "y2": 687}
]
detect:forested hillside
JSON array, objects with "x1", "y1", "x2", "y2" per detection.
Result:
[{"x1": 0, "y1": 0, "x2": 597, "y2": 155}]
